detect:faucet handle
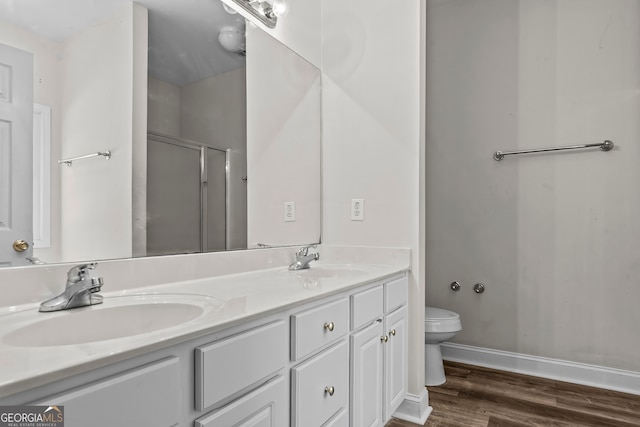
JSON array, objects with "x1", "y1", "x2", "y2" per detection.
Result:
[
  {"x1": 66, "y1": 262, "x2": 98, "y2": 284},
  {"x1": 296, "y1": 245, "x2": 317, "y2": 259}
]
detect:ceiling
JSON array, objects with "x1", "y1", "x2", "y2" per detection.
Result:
[{"x1": 0, "y1": 0, "x2": 246, "y2": 86}]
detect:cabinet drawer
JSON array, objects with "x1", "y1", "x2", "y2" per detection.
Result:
[
  {"x1": 384, "y1": 275, "x2": 408, "y2": 312},
  {"x1": 291, "y1": 340, "x2": 349, "y2": 427},
  {"x1": 195, "y1": 375, "x2": 287, "y2": 427},
  {"x1": 195, "y1": 320, "x2": 287, "y2": 411},
  {"x1": 34, "y1": 357, "x2": 180, "y2": 427},
  {"x1": 290, "y1": 298, "x2": 348, "y2": 361},
  {"x1": 350, "y1": 285, "x2": 383, "y2": 330}
]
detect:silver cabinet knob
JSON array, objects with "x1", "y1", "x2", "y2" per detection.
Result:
[
  {"x1": 389, "y1": 329, "x2": 396, "y2": 336},
  {"x1": 450, "y1": 281, "x2": 461, "y2": 291},
  {"x1": 325, "y1": 386, "x2": 335, "y2": 396},
  {"x1": 381, "y1": 335, "x2": 388, "y2": 343},
  {"x1": 474, "y1": 283, "x2": 485, "y2": 294},
  {"x1": 324, "y1": 322, "x2": 335, "y2": 332}
]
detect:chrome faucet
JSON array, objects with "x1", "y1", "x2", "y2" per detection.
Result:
[
  {"x1": 39, "y1": 263, "x2": 104, "y2": 312},
  {"x1": 289, "y1": 246, "x2": 320, "y2": 270}
]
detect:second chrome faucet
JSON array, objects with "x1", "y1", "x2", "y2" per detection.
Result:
[{"x1": 289, "y1": 246, "x2": 320, "y2": 270}]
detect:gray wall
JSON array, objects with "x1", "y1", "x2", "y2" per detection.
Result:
[{"x1": 426, "y1": 0, "x2": 640, "y2": 372}]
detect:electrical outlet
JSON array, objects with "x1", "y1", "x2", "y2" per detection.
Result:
[
  {"x1": 284, "y1": 201, "x2": 296, "y2": 222},
  {"x1": 351, "y1": 199, "x2": 364, "y2": 221}
]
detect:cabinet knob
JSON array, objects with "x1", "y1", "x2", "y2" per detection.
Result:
[
  {"x1": 389, "y1": 329, "x2": 396, "y2": 336},
  {"x1": 324, "y1": 322, "x2": 335, "y2": 332},
  {"x1": 380, "y1": 335, "x2": 388, "y2": 343},
  {"x1": 325, "y1": 386, "x2": 335, "y2": 396}
]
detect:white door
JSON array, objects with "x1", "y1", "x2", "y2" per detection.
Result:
[{"x1": 0, "y1": 43, "x2": 33, "y2": 267}]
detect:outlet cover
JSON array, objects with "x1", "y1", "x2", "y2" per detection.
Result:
[
  {"x1": 284, "y1": 201, "x2": 296, "y2": 222},
  {"x1": 351, "y1": 199, "x2": 364, "y2": 221}
]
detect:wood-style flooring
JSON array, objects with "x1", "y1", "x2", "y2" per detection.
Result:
[{"x1": 386, "y1": 361, "x2": 640, "y2": 427}]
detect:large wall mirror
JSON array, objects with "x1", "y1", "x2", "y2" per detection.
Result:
[{"x1": 0, "y1": 0, "x2": 321, "y2": 268}]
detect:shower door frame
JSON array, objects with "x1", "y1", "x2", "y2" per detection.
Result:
[{"x1": 147, "y1": 132, "x2": 230, "y2": 253}]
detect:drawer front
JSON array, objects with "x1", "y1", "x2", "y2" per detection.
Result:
[
  {"x1": 291, "y1": 340, "x2": 349, "y2": 427},
  {"x1": 291, "y1": 298, "x2": 348, "y2": 361},
  {"x1": 350, "y1": 285, "x2": 383, "y2": 331},
  {"x1": 195, "y1": 320, "x2": 287, "y2": 411},
  {"x1": 195, "y1": 375, "x2": 287, "y2": 427},
  {"x1": 34, "y1": 357, "x2": 180, "y2": 427},
  {"x1": 384, "y1": 275, "x2": 408, "y2": 312}
]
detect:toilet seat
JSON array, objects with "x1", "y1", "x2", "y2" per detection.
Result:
[{"x1": 425, "y1": 307, "x2": 461, "y2": 333}]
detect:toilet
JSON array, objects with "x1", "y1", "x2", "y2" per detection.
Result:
[{"x1": 424, "y1": 307, "x2": 462, "y2": 386}]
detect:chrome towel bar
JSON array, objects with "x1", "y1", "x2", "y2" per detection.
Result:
[
  {"x1": 59, "y1": 150, "x2": 111, "y2": 167},
  {"x1": 493, "y1": 140, "x2": 613, "y2": 161}
]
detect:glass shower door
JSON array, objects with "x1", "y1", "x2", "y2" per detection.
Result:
[
  {"x1": 147, "y1": 139, "x2": 201, "y2": 256},
  {"x1": 146, "y1": 136, "x2": 228, "y2": 256}
]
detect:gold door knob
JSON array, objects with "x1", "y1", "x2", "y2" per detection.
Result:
[
  {"x1": 381, "y1": 335, "x2": 389, "y2": 343},
  {"x1": 389, "y1": 329, "x2": 396, "y2": 336},
  {"x1": 325, "y1": 386, "x2": 335, "y2": 396},
  {"x1": 13, "y1": 240, "x2": 29, "y2": 252},
  {"x1": 324, "y1": 322, "x2": 335, "y2": 332}
]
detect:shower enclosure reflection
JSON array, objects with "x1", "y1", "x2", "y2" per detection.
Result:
[{"x1": 146, "y1": 134, "x2": 241, "y2": 256}]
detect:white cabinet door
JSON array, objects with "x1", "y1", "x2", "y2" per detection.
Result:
[
  {"x1": 34, "y1": 357, "x2": 180, "y2": 427},
  {"x1": 350, "y1": 320, "x2": 384, "y2": 427},
  {"x1": 384, "y1": 305, "x2": 408, "y2": 420}
]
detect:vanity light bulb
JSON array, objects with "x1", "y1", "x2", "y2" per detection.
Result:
[
  {"x1": 222, "y1": 3, "x2": 238, "y2": 14},
  {"x1": 271, "y1": 0, "x2": 288, "y2": 17}
]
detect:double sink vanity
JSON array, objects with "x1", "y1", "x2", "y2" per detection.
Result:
[{"x1": 0, "y1": 246, "x2": 410, "y2": 426}]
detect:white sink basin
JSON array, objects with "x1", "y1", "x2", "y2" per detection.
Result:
[{"x1": 2, "y1": 294, "x2": 219, "y2": 347}]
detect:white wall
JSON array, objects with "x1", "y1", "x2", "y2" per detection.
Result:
[
  {"x1": 60, "y1": 3, "x2": 147, "y2": 262},
  {"x1": 426, "y1": 0, "x2": 640, "y2": 373},
  {"x1": 245, "y1": 27, "x2": 321, "y2": 248},
  {"x1": 321, "y1": 0, "x2": 424, "y2": 398}
]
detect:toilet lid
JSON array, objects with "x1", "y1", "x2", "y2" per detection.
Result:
[{"x1": 425, "y1": 306, "x2": 459, "y2": 321}]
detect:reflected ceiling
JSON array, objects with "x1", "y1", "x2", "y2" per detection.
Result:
[{"x1": 0, "y1": 0, "x2": 246, "y2": 85}]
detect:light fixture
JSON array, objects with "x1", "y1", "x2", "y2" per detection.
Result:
[
  {"x1": 221, "y1": 0, "x2": 280, "y2": 29},
  {"x1": 271, "y1": 0, "x2": 288, "y2": 17},
  {"x1": 218, "y1": 26, "x2": 246, "y2": 56}
]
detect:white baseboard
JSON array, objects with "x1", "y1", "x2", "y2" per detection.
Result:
[
  {"x1": 441, "y1": 342, "x2": 640, "y2": 396},
  {"x1": 392, "y1": 389, "x2": 433, "y2": 424}
]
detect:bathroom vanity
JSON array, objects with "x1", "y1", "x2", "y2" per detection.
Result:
[{"x1": 0, "y1": 258, "x2": 409, "y2": 427}]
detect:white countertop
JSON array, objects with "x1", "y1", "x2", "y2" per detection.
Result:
[{"x1": 0, "y1": 261, "x2": 408, "y2": 399}]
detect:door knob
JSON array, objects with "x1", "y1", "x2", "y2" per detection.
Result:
[{"x1": 13, "y1": 240, "x2": 29, "y2": 252}]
